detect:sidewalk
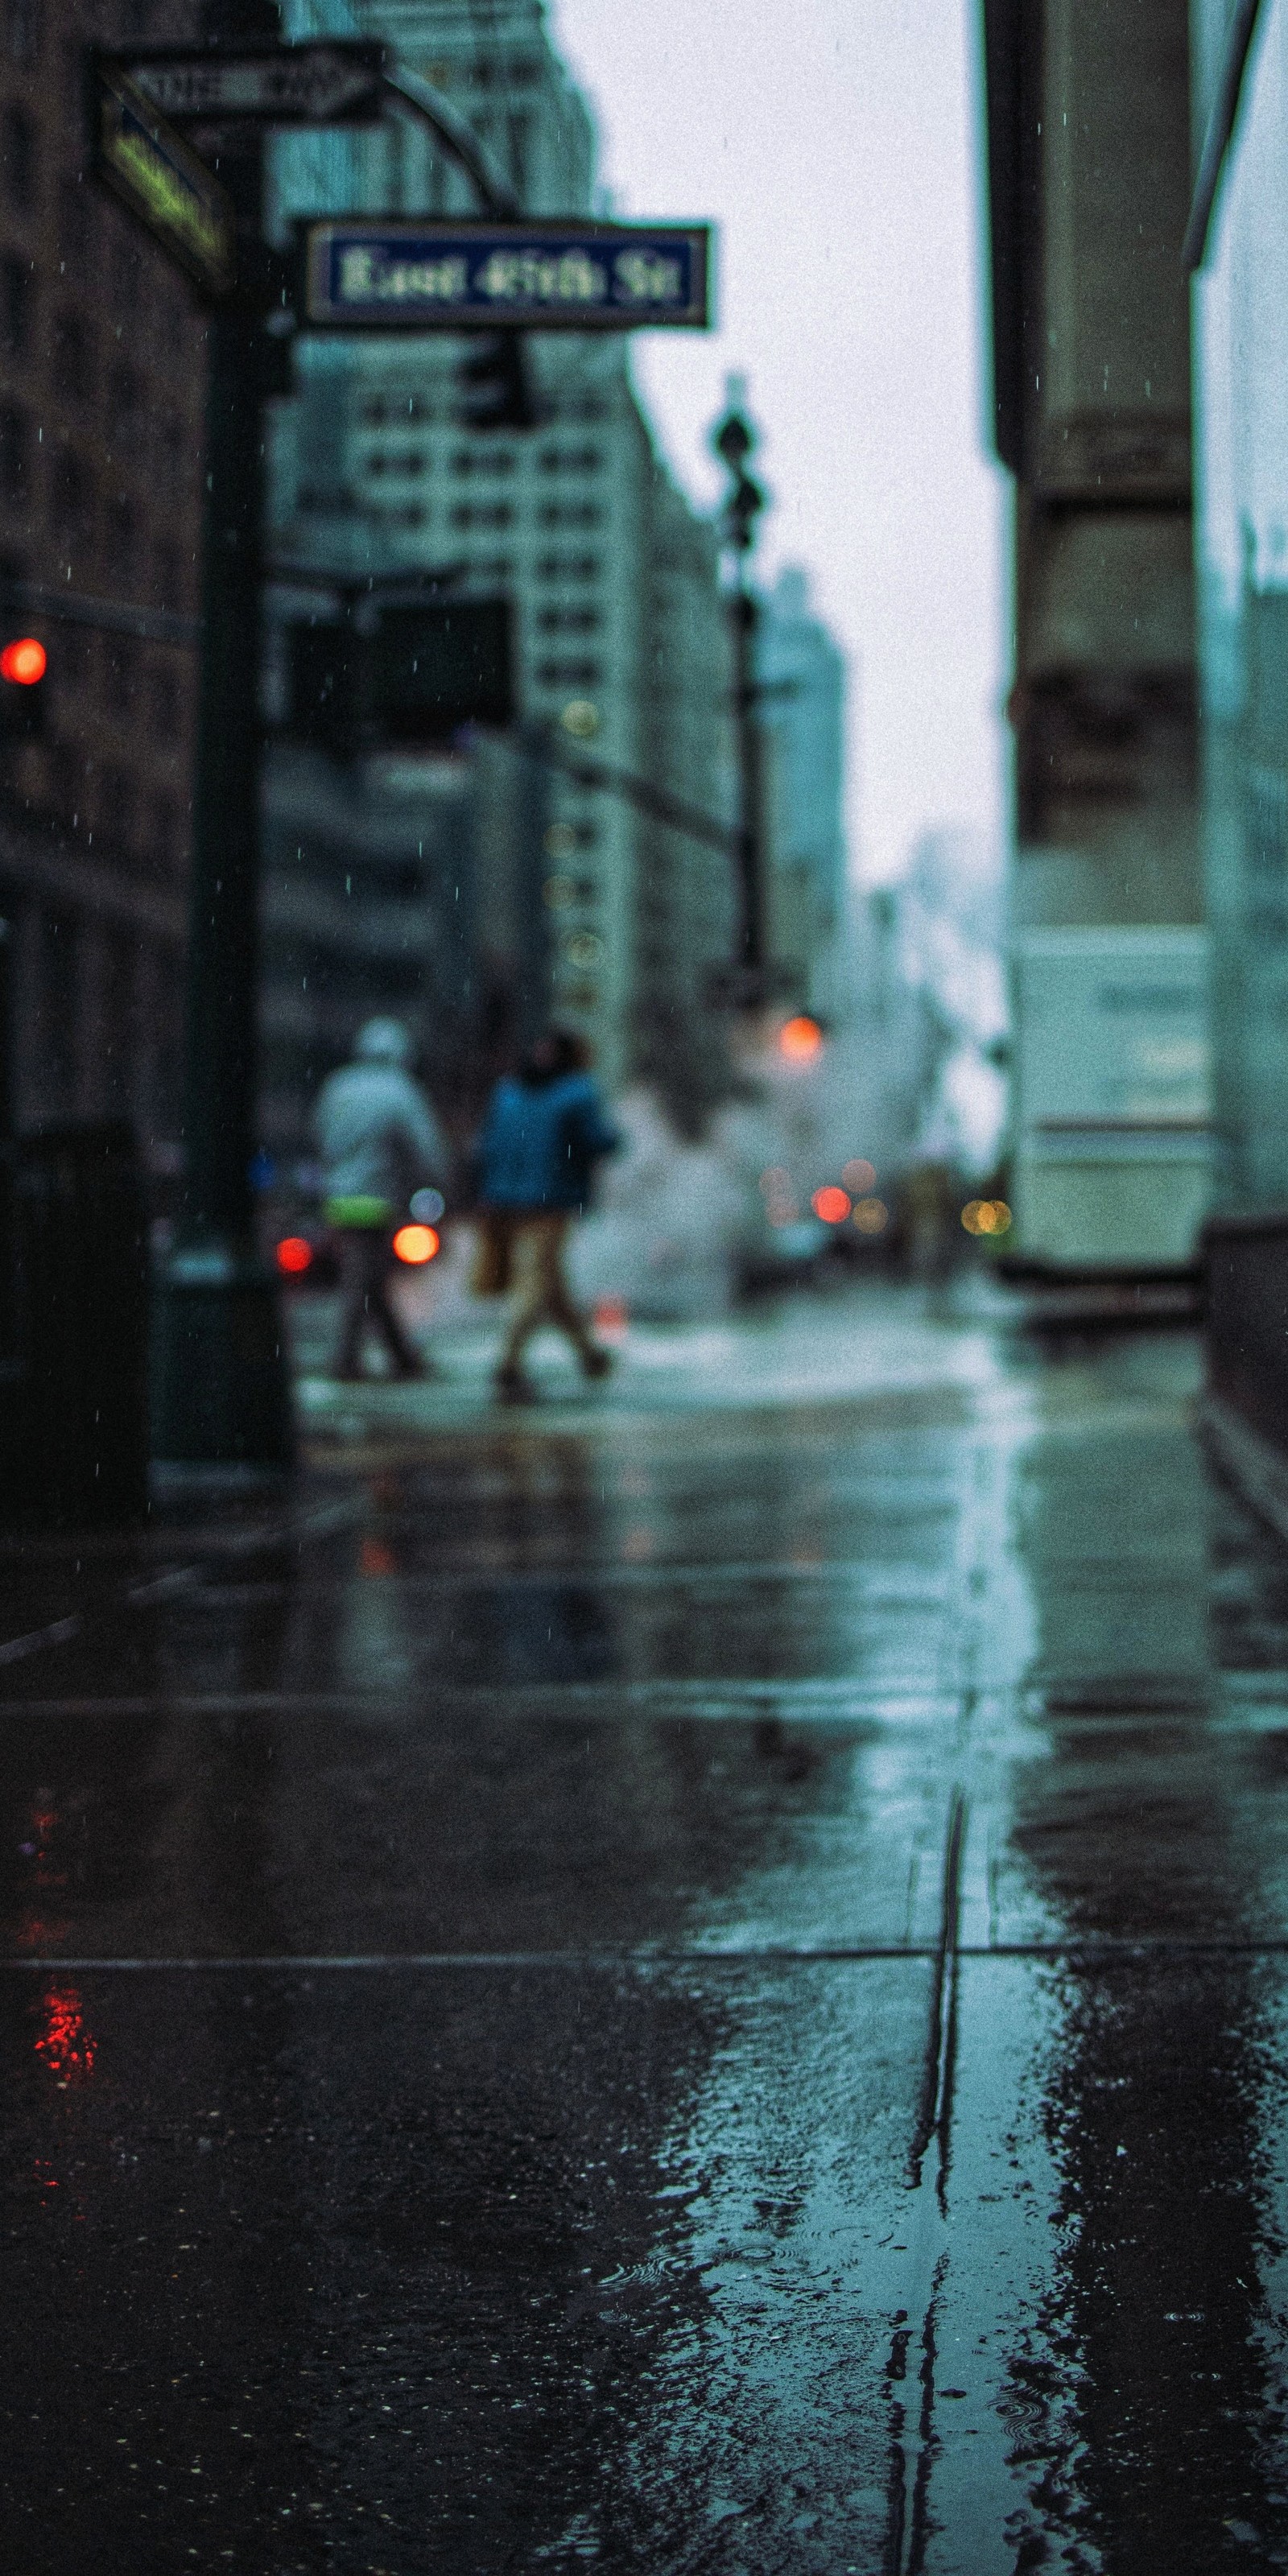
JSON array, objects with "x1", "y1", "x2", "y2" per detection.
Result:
[{"x1": 0, "y1": 1287, "x2": 1282, "y2": 2573}]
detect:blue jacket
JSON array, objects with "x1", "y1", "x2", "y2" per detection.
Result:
[{"x1": 476, "y1": 1071, "x2": 619, "y2": 1214}]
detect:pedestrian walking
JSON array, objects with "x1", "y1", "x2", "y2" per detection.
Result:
[
  {"x1": 473, "y1": 1028, "x2": 620, "y2": 1402},
  {"x1": 315, "y1": 1018, "x2": 448, "y2": 1382}
]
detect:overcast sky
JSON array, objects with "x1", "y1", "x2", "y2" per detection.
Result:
[{"x1": 551, "y1": 0, "x2": 1010, "y2": 887}]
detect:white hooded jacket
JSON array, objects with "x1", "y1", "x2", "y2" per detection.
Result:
[{"x1": 315, "y1": 1022, "x2": 448, "y2": 1213}]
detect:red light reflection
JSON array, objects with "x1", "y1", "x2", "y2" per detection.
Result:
[{"x1": 35, "y1": 1984, "x2": 96, "y2": 2083}]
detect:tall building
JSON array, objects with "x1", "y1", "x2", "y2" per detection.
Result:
[
  {"x1": 0, "y1": 0, "x2": 205, "y2": 1152},
  {"x1": 982, "y1": 0, "x2": 1209, "y2": 1272},
  {"x1": 1188, "y1": 0, "x2": 1288, "y2": 1480},
  {"x1": 758, "y1": 564, "x2": 846, "y2": 1009},
  {"x1": 263, "y1": 0, "x2": 742, "y2": 1155}
]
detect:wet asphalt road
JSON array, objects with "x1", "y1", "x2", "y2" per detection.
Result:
[{"x1": 3, "y1": 1287, "x2": 1288, "y2": 2574}]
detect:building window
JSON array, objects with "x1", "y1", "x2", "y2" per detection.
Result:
[
  {"x1": 58, "y1": 175, "x2": 89, "y2": 264},
  {"x1": 151, "y1": 793, "x2": 180, "y2": 861},
  {"x1": 535, "y1": 658, "x2": 602, "y2": 688},
  {"x1": 2, "y1": 102, "x2": 33, "y2": 211},
  {"x1": 535, "y1": 605, "x2": 601, "y2": 635},
  {"x1": 0, "y1": 402, "x2": 25, "y2": 498},
  {"x1": 53, "y1": 313, "x2": 92, "y2": 406},
  {"x1": 105, "y1": 497, "x2": 134, "y2": 581},
  {"x1": 156, "y1": 413, "x2": 183, "y2": 497},
  {"x1": 150, "y1": 665, "x2": 180, "y2": 731},
  {"x1": 0, "y1": 254, "x2": 29, "y2": 357},
  {"x1": 451, "y1": 448, "x2": 515, "y2": 477},
  {"x1": 53, "y1": 448, "x2": 93, "y2": 540},
  {"x1": 538, "y1": 503, "x2": 602, "y2": 530},
  {"x1": 6, "y1": 0, "x2": 38, "y2": 64},
  {"x1": 451, "y1": 502, "x2": 513, "y2": 530},
  {"x1": 155, "y1": 542, "x2": 181, "y2": 606},
  {"x1": 537, "y1": 446, "x2": 602, "y2": 474},
  {"x1": 536, "y1": 553, "x2": 601, "y2": 583},
  {"x1": 108, "y1": 361, "x2": 142, "y2": 440},
  {"x1": 100, "y1": 766, "x2": 134, "y2": 848}
]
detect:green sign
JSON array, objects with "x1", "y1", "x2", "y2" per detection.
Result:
[{"x1": 91, "y1": 62, "x2": 236, "y2": 300}]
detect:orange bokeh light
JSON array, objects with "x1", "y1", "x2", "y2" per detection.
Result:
[
  {"x1": 853, "y1": 1196, "x2": 889, "y2": 1234},
  {"x1": 778, "y1": 1014, "x2": 824, "y2": 1063},
  {"x1": 275, "y1": 1235, "x2": 313, "y2": 1274},
  {"x1": 962, "y1": 1199, "x2": 1013, "y2": 1238},
  {"x1": 392, "y1": 1222, "x2": 439, "y2": 1265},
  {"x1": 812, "y1": 1185, "x2": 852, "y2": 1224},
  {"x1": 1, "y1": 635, "x2": 46, "y2": 685}
]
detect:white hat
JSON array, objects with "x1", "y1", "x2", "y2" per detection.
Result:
[{"x1": 355, "y1": 1018, "x2": 411, "y2": 1067}]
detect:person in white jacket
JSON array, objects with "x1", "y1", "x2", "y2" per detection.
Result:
[{"x1": 314, "y1": 1018, "x2": 448, "y2": 1381}]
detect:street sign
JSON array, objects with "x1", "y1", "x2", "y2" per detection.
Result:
[
  {"x1": 115, "y1": 41, "x2": 387, "y2": 129},
  {"x1": 90, "y1": 63, "x2": 236, "y2": 299},
  {"x1": 301, "y1": 221, "x2": 712, "y2": 331}
]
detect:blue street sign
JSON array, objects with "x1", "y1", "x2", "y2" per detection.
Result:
[{"x1": 302, "y1": 221, "x2": 711, "y2": 332}]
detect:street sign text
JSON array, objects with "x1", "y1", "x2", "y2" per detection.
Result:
[
  {"x1": 117, "y1": 41, "x2": 386, "y2": 129},
  {"x1": 303, "y1": 221, "x2": 711, "y2": 330}
]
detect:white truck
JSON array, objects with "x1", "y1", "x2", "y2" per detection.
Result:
[{"x1": 1011, "y1": 926, "x2": 1212, "y2": 1269}]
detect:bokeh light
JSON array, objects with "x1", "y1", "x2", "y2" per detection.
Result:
[
  {"x1": 1, "y1": 636, "x2": 45, "y2": 685},
  {"x1": 961, "y1": 1199, "x2": 1013, "y2": 1237},
  {"x1": 812, "y1": 1185, "x2": 852, "y2": 1224},
  {"x1": 852, "y1": 1197, "x2": 889, "y2": 1234},
  {"x1": 392, "y1": 1223, "x2": 439, "y2": 1265},
  {"x1": 778, "y1": 1014, "x2": 824, "y2": 1063},
  {"x1": 409, "y1": 1187, "x2": 445, "y2": 1224},
  {"x1": 35, "y1": 1984, "x2": 96, "y2": 2083},
  {"x1": 275, "y1": 1235, "x2": 312, "y2": 1274},
  {"x1": 841, "y1": 1158, "x2": 877, "y2": 1194}
]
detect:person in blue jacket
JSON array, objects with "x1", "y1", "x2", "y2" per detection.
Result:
[{"x1": 474, "y1": 1027, "x2": 620, "y2": 1401}]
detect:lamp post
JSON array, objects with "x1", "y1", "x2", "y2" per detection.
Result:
[
  {"x1": 712, "y1": 384, "x2": 767, "y2": 997},
  {"x1": 151, "y1": 0, "x2": 293, "y2": 1468}
]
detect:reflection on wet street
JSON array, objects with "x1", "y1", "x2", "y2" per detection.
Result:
[{"x1": 4, "y1": 1286, "x2": 1288, "y2": 2572}]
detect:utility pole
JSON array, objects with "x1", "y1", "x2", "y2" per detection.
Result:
[
  {"x1": 713, "y1": 386, "x2": 767, "y2": 995},
  {"x1": 151, "y1": 0, "x2": 293, "y2": 1467}
]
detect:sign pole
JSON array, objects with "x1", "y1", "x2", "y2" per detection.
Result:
[{"x1": 151, "y1": 0, "x2": 292, "y2": 1469}]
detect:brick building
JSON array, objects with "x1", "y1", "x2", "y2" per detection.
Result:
[{"x1": 0, "y1": 0, "x2": 206, "y2": 1150}]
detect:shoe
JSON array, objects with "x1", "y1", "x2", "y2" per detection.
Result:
[
  {"x1": 581, "y1": 1344, "x2": 613, "y2": 1380},
  {"x1": 495, "y1": 1364, "x2": 539, "y2": 1405}
]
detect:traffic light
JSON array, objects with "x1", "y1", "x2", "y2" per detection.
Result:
[
  {"x1": 287, "y1": 597, "x2": 514, "y2": 752},
  {"x1": 458, "y1": 332, "x2": 535, "y2": 432},
  {"x1": 0, "y1": 634, "x2": 46, "y2": 739}
]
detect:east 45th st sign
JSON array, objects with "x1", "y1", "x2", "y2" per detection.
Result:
[{"x1": 302, "y1": 221, "x2": 712, "y2": 331}]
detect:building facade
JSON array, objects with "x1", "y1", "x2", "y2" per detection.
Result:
[
  {"x1": 1190, "y1": 0, "x2": 1288, "y2": 1212},
  {"x1": 983, "y1": 0, "x2": 1209, "y2": 1270},
  {"x1": 263, "y1": 0, "x2": 743, "y2": 1156},
  {"x1": 758, "y1": 564, "x2": 846, "y2": 1010},
  {"x1": 0, "y1": 0, "x2": 206, "y2": 1153}
]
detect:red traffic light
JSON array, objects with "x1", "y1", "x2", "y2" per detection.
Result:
[{"x1": 0, "y1": 636, "x2": 45, "y2": 686}]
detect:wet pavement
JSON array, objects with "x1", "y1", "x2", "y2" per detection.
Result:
[{"x1": 4, "y1": 1285, "x2": 1288, "y2": 2572}]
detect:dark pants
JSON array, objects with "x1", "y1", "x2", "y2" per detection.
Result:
[{"x1": 333, "y1": 1228, "x2": 420, "y2": 1379}]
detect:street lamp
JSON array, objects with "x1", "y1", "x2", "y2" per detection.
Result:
[
  {"x1": 712, "y1": 381, "x2": 768, "y2": 1001},
  {"x1": 151, "y1": 0, "x2": 294, "y2": 1468}
]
